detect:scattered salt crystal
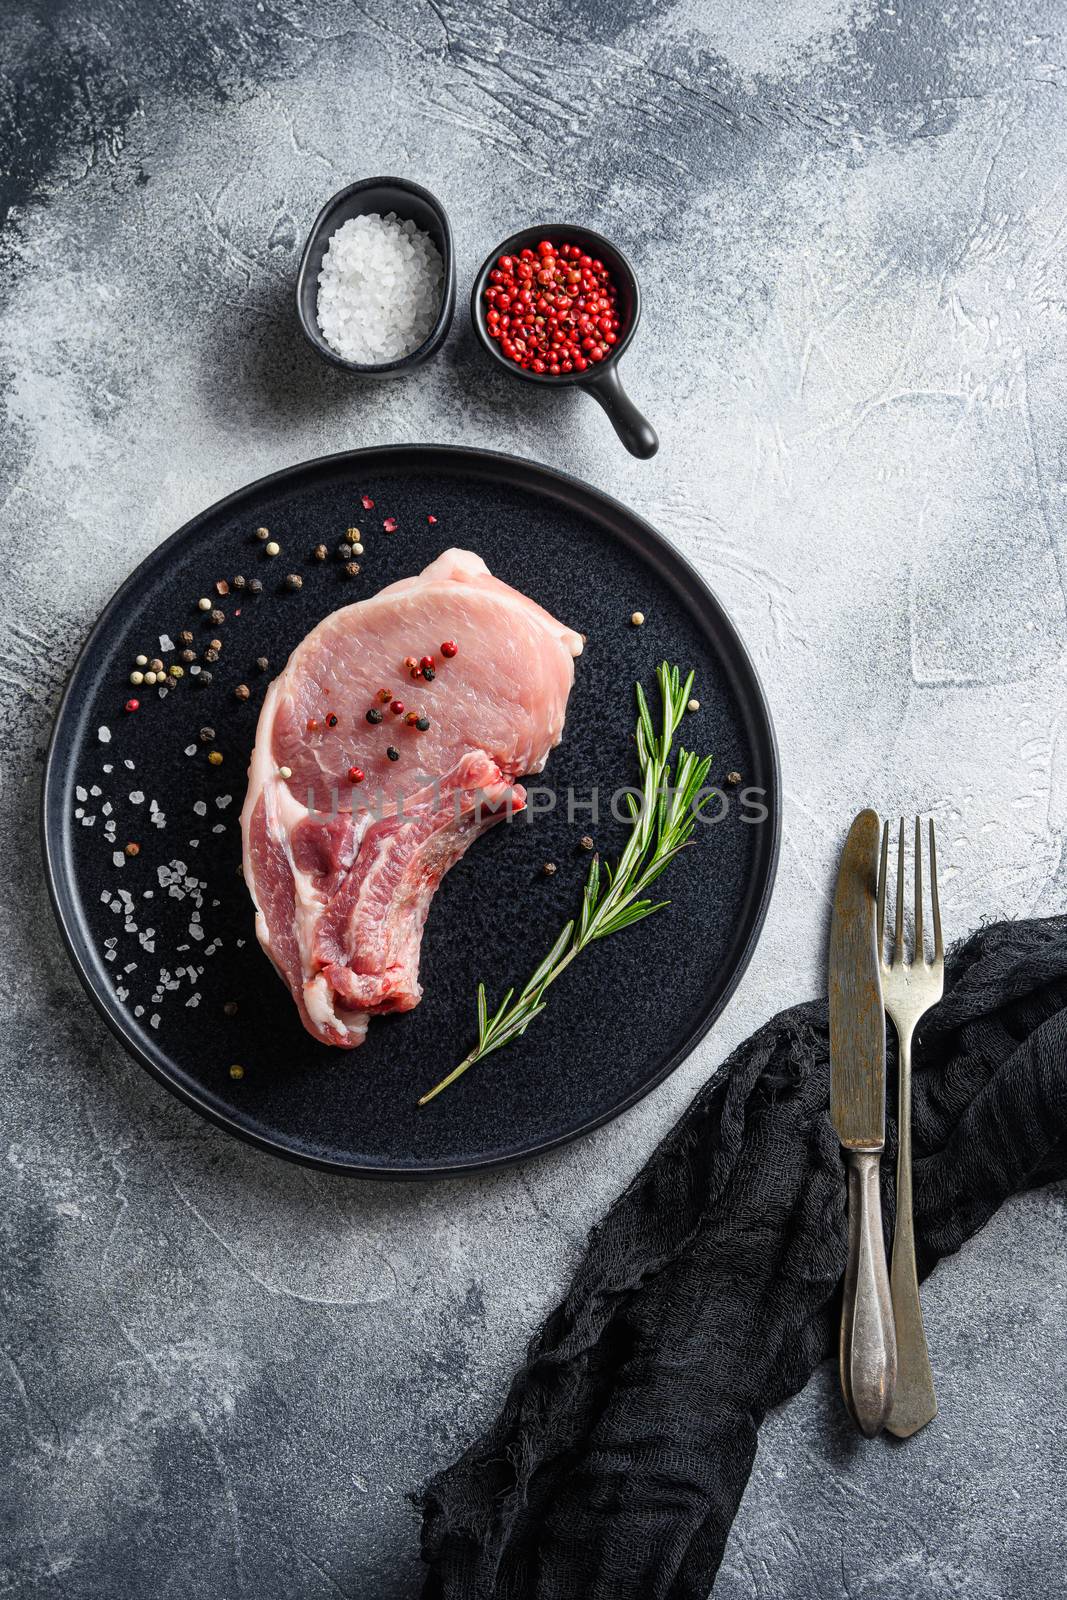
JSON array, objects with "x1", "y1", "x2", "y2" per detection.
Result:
[
  {"x1": 130, "y1": 791, "x2": 144, "y2": 804},
  {"x1": 150, "y1": 1013, "x2": 160, "y2": 1029},
  {"x1": 193, "y1": 801, "x2": 207, "y2": 817},
  {"x1": 159, "y1": 634, "x2": 174, "y2": 652},
  {"x1": 215, "y1": 795, "x2": 232, "y2": 810},
  {"x1": 112, "y1": 851, "x2": 125, "y2": 868},
  {"x1": 98, "y1": 726, "x2": 111, "y2": 744},
  {"x1": 316, "y1": 211, "x2": 444, "y2": 365},
  {"x1": 185, "y1": 744, "x2": 198, "y2": 756},
  {"x1": 124, "y1": 760, "x2": 135, "y2": 770},
  {"x1": 76, "y1": 786, "x2": 87, "y2": 802}
]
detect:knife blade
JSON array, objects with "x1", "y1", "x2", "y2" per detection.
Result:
[
  {"x1": 829, "y1": 808, "x2": 886, "y2": 1149},
  {"x1": 829, "y1": 807, "x2": 896, "y2": 1436}
]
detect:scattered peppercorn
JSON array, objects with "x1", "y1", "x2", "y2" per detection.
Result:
[
  {"x1": 415, "y1": 716, "x2": 430, "y2": 732},
  {"x1": 306, "y1": 718, "x2": 319, "y2": 731},
  {"x1": 542, "y1": 861, "x2": 558, "y2": 876},
  {"x1": 325, "y1": 712, "x2": 338, "y2": 728},
  {"x1": 199, "y1": 726, "x2": 216, "y2": 743},
  {"x1": 376, "y1": 688, "x2": 392, "y2": 702},
  {"x1": 135, "y1": 653, "x2": 148, "y2": 666},
  {"x1": 247, "y1": 578, "x2": 263, "y2": 595},
  {"x1": 366, "y1": 708, "x2": 383, "y2": 724},
  {"x1": 204, "y1": 648, "x2": 219, "y2": 664},
  {"x1": 278, "y1": 765, "x2": 292, "y2": 779},
  {"x1": 124, "y1": 841, "x2": 140, "y2": 857},
  {"x1": 420, "y1": 655, "x2": 435, "y2": 672},
  {"x1": 725, "y1": 770, "x2": 742, "y2": 788},
  {"x1": 405, "y1": 710, "x2": 419, "y2": 726},
  {"x1": 145, "y1": 671, "x2": 159, "y2": 685},
  {"x1": 234, "y1": 683, "x2": 250, "y2": 702},
  {"x1": 209, "y1": 638, "x2": 222, "y2": 653},
  {"x1": 687, "y1": 698, "x2": 700, "y2": 713},
  {"x1": 216, "y1": 579, "x2": 230, "y2": 596},
  {"x1": 348, "y1": 765, "x2": 365, "y2": 784},
  {"x1": 265, "y1": 541, "x2": 280, "y2": 558},
  {"x1": 210, "y1": 609, "x2": 225, "y2": 625},
  {"x1": 255, "y1": 526, "x2": 270, "y2": 541},
  {"x1": 338, "y1": 543, "x2": 352, "y2": 560},
  {"x1": 351, "y1": 542, "x2": 364, "y2": 556},
  {"x1": 208, "y1": 749, "x2": 223, "y2": 765},
  {"x1": 129, "y1": 671, "x2": 144, "y2": 686},
  {"x1": 386, "y1": 746, "x2": 400, "y2": 761},
  {"x1": 284, "y1": 573, "x2": 303, "y2": 591},
  {"x1": 313, "y1": 544, "x2": 328, "y2": 561},
  {"x1": 422, "y1": 665, "x2": 436, "y2": 682},
  {"x1": 168, "y1": 664, "x2": 184, "y2": 679},
  {"x1": 390, "y1": 700, "x2": 405, "y2": 715},
  {"x1": 180, "y1": 648, "x2": 196, "y2": 664},
  {"x1": 223, "y1": 1000, "x2": 238, "y2": 1017},
  {"x1": 580, "y1": 835, "x2": 594, "y2": 851},
  {"x1": 125, "y1": 698, "x2": 139, "y2": 713},
  {"x1": 198, "y1": 597, "x2": 212, "y2": 611},
  {"x1": 232, "y1": 574, "x2": 247, "y2": 590},
  {"x1": 229, "y1": 1063, "x2": 245, "y2": 1079},
  {"x1": 346, "y1": 527, "x2": 360, "y2": 540},
  {"x1": 199, "y1": 671, "x2": 213, "y2": 685},
  {"x1": 256, "y1": 656, "x2": 269, "y2": 672},
  {"x1": 631, "y1": 611, "x2": 645, "y2": 626},
  {"x1": 344, "y1": 561, "x2": 361, "y2": 578},
  {"x1": 403, "y1": 655, "x2": 418, "y2": 673},
  {"x1": 440, "y1": 639, "x2": 458, "y2": 657},
  {"x1": 149, "y1": 658, "x2": 164, "y2": 673}
]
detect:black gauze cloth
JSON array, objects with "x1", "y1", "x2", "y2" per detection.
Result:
[{"x1": 418, "y1": 916, "x2": 1067, "y2": 1598}]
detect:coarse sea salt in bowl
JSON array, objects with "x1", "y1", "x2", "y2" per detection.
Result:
[{"x1": 296, "y1": 178, "x2": 455, "y2": 376}]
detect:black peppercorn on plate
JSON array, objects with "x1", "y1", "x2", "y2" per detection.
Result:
[{"x1": 42, "y1": 446, "x2": 780, "y2": 1178}]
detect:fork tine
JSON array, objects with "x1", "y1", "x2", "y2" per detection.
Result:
[
  {"x1": 894, "y1": 817, "x2": 906, "y2": 961},
  {"x1": 929, "y1": 817, "x2": 943, "y2": 964},
  {"x1": 914, "y1": 816, "x2": 924, "y2": 964},
  {"x1": 877, "y1": 819, "x2": 888, "y2": 955}
]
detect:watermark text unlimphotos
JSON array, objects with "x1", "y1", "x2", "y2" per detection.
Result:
[{"x1": 298, "y1": 776, "x2": 769, "y2": 827}]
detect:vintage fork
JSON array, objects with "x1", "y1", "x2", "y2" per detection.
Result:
[{"x1": 877, "y1": 817, "x2": 944, "y2": 1438}]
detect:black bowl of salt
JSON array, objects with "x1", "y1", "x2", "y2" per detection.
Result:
[{"x1": 296, "y1": 177, "x2": 456, "y2": 377}]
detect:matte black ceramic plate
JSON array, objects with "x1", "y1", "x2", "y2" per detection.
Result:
[{"x1": 43, "y1": 447, "x2": 779, "y2": 1177}]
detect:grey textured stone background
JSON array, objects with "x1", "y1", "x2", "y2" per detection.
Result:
[{"x1": 3, "y1": 1, "x2": 1066, "y2": 1594}]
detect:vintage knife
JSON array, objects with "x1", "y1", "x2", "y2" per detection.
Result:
[{"x1": 829, "y1": 807, "x2": 897, "y2": 1437}]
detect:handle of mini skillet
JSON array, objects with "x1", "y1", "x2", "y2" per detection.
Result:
[{"x1": 584, "y1": 364, "x2": 659, "y2": 459}]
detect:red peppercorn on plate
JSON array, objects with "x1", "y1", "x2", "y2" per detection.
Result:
[{"x1": 41, "y1": 446, "x2": 779, "y2": 1177}]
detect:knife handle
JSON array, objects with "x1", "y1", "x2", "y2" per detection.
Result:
[{"x1": 840, "y1": 1149, "x2": 897, "y2": 1436}]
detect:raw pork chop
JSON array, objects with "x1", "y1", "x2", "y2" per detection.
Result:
[{"x1": 240, "y1": 549, "x2": 582, "y2": 1047}]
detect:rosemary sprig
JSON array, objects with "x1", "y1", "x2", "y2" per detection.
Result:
[{"x1": 418, "y1": 663, "x2": 713, "y2": 1106}]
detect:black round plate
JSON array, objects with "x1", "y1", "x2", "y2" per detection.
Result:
[{"x1": 42, "y1": 447, "x2": 780, "y2": 1178}]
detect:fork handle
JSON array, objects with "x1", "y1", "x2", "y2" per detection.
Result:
[
  {"x1": 886, "y1": 1027, "x2": 938, "y2": 1437},
  {"x1": 840, "y1": 1149, "x2": 897, "y2": 1436}
]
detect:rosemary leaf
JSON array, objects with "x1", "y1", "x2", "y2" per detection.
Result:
[{"x1": 417, "y1": 662, "x2": 713, "y2": 1106}]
